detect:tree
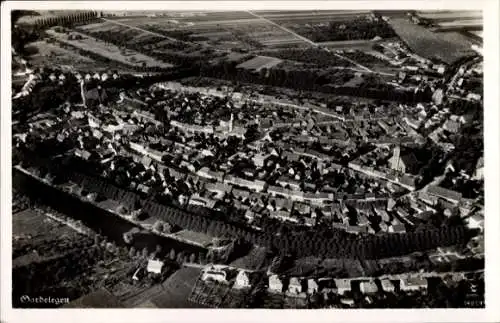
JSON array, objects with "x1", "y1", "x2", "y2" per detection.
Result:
[
  {"x1": 163, "y1": 222, "x2": 172, "y2": 233},
  {"x1": 123, "y1": 232, "x2": 134, "y2": 244}
]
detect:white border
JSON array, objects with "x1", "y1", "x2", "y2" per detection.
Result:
[{"x1": 1, "y1": 1, "x2": 499, "y2": 323}]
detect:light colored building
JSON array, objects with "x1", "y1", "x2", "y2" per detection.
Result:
[
  {"x1": 288, "y1": 277, "x2": 302, "y2": 295},
  {"x1": 334, "y1": 279, "x2": 351, "y2": 295},
  {"x1": 380, "y1": 279, "x2": 395, "y2": 292},
  {"x1": 466, "y1": 213, "x2": 484, "y2": 231},
  {"x1": 201, "y1": 265, "x2": 227, "y2": 283},
  {"x1": 268, "y1": 275, "x2": 283, "y2": 293},
  {"x1": 307, "y1": 279, "x2": 319, "y2": 294},
  {"x1": 359, "y1": 280, "x2": 378, "y2": 294},
  {"x1": 233, "y1": 270, "x2": 251, "y2": 289},
  {"x1": 146, "y1": 259, "x2": 164, "y2": 275},
  {"x1": 400, "y1": 276, "x2": 427, "y2": 292}
]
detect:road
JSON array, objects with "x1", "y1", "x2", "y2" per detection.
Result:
[{"x1": 246, "y1": 10, "x2": 378, "y2": 73}]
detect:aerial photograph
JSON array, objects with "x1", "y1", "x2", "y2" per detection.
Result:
[{"x1": 11, "y1": 9, "x2": 484, "y2": 309}]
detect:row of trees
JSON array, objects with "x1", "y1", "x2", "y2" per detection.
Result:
[
  {"x1": 15, "y1": 150, "x2": 476, "y2": 262},
  {"x1": 200, "y1": 59, "x2": 432, "y2": 103},
  {"x1": 51, "y1": 167, "x2": 476, "y2": 260},
  {"x1": 23, "y1": 11, "x2": 99, "y2": 29},
  {"x1": 293, "y1": 17, "x2": 397, "y2": 43}
]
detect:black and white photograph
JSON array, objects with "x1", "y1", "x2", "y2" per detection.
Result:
[{"x1": 1, "y1": 1, "x2": 499, "y2": 322}]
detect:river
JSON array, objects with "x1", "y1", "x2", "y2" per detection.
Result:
[{"x1": 13, "y1": 168, "x2": 205, "y2": 256}]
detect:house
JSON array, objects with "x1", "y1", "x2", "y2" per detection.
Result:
[
  {"x1": 307, "y1": 279, "x2": 319, "y2": 294},
  {"x1": 359, "y1": 280, "x2": 378, "y2": 294},
  {"x1": 334, "y1": 279, "x2": 351, "y2": 295},
  {"x1": 233, "y1": 270, "x2": 251, "y2": 289},
  {"x1": 389, "y1": 223, "x2": 406, "y2": 233},
  {"x1": 268, "y1": 274, "x2": 283, "y2": 293},
  {"x1": 146, "y1": 259, "x2": 164, "y2": 275},
  {"x1": 201, "y1": 265, "x2": 227, "y2": 283},
  {"x1": 466, "y1": 213, "x2": 484, "y2": 231},
  {"x1": 443, "y1": 119, "x2": 460, "y2": 133},
  {"x1": 288, "y1": 277, "x2": 303, "y2": 294},
  {"x1": 380, "y1": 279, "x2": 395, "y2": 292},
  {"x1": 400, "y1": 276, "x2": 427, "y2": 292},
  {"x1": 137, "y1": 184, "x2": 151, "y2": 195}
]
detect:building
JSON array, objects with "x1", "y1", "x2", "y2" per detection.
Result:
[
  {"x1": 380, "y1": 279, "x2": 395, "y2": 292},
  {"x1": 466, "y1": 213, "x2": 484, "y2": 231},
  {"x1": 268, "y1": 274, "x2": 283, "y2": 293},
  {"x1": 388, "y1": 146, "x2": 419, "y2": 174},
  {"x1": 307, "y1": 279, "x2": 319, "y2": 295},
  {"x1": 400, "y1": 276, "x2": 427, "y2": 292},
  {"x1": 359, "y1": 280, "x2": 378, "y2": 294},
  {"x1": 334, "y1": 279, "x2": 351, "y2": 295},
  {"x1": 288, "y1": 277, "x2": 303, "y2": 295},
  {"x1": 233, "y1": 270, "x2": 251, "y2": 289},
  {"x1": 201, "y1": 265, "x2": 227, "y2": 283},
  {"x1": 146, "y1": 259, "x2": 164, "y2": 275},
  {"x1": 443, "y1": 119, "x2": 460, "y2": 133}
]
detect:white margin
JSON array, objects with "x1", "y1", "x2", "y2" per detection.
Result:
[{"x1": 1, "y1": 1, "x2": 499, "y2": 323}]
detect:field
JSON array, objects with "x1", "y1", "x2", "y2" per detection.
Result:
[
  {"x1": 416, "y1": 10, "x2": 482, "y2": 21},
  {"x1": 26, "y1": 40, "x2": 98, "y2": 71},
  {"x1": 46, "y1": 28, "x2": 174, "y2": 69},
  {"x1": 387, "y1": 18, "x2": 476, "y2": 64},
  {"x1": 172, "y1": 230, "x2": 213, "y2": 247},
  {"x1": 188, "y1": 279, "x2": 250, "y2": 308},
  {"x1": 150, "y1": 267, "x2": 205, "y2": 308},
  {"x1": 12, "y1": 208, "x2": 85, "y2": 267},
  {"x1": 237, "y1": 55, "x2": 283, "y2": 71}
]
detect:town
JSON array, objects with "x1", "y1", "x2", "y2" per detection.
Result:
[{"x1": 11, "y1": 9, "x2": 484, "y2": 309}]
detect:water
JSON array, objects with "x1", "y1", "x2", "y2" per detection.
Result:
[{"x1": 13, "y1": 168, "x2": 205, "y2": 256}]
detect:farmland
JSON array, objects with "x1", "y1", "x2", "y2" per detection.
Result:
[
  {"x1": 188, "y1": 279, "x2": 251, "y2": 308},
  {"x1": 12, "y1": 208, "x2": 86, "y2": 267},
  {"x1": 387, "y1": 18, "x2": 476, "y2": 64},
  {"x1": 148, "y1": 267, "x2": 206, "y2": 308},
  {"x1": 237, "y1": 55, "x2": 283, "y2": 71},
  {"x1": 25, "y1": 40, "x2": 98, "y2": 71},
  {"x1": 172, "y1": 230, "x2": 213, "y2": 247},
  {"x1": 46, "y1": 28, "x2": 174, "y2": 69}
]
